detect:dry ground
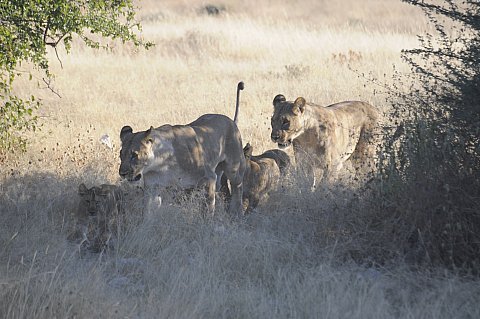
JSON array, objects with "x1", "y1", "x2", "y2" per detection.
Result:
[{"x1": 1, "y1": 0, "x2": 480, "y2": 318}]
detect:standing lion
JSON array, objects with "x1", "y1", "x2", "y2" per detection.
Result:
[
  {"x1": 270, "y1": 94, "x2": 377, "y2": 186},
  {"x1": 118, "y1": 82, "x2": 246, "y2": 215}
]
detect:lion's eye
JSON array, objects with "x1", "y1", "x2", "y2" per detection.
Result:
[
  {"x1": 282, "y1": 119, "x2": 290, "y2": 129},
  {"x1": 131, "y1": 151, "x2": 138, "y2": 161}
]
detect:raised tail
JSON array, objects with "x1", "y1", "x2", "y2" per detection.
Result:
[{"x1": 233, "y1": 81, "x2": 244, "y2": 124}]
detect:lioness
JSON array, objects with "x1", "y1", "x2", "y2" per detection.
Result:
[
  {"x1": 270, "y1": 95, "x2": 377, "y2": 184},
  {"x1": 240, "y1": 143, "x2": 289, "y2": 212},
  {"x1": 72, "y1": 183, "x2": 123, "y2": 252},
  {"x1": 119, "y1": 82, "x2": 246, "y2": 215}
]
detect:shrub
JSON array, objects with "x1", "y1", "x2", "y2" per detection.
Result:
[{"x1": 373, "y1": 0, "x2": 480, "y2": 269}]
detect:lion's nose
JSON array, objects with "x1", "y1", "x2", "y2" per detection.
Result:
[{"x1": 271, "y1": 132, "x2": 280, "y2": 142}]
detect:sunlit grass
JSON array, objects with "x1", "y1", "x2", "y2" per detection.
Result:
[{"x1": 2, "y1": 1, "x2": 479, "y2": 318}]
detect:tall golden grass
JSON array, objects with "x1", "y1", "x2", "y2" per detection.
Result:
[{"x1": 2, "y1": 0, "x2": 479, "y2": 318}]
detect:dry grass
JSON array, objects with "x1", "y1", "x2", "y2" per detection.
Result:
[{"x1": 2, "y1": 0, "x2": 480, "y2": 318}]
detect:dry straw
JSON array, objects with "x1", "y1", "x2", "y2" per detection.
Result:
[{"x1": 1, "y1": 1, "x2": 479, "y2": 318}]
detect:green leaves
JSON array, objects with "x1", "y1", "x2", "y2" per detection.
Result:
[
  {"x1": 0, "y1": 0, "x2": 152, "y2": 154},
  {"x1": 0, "y1": 73, "x2": 39, "y2": 153}
]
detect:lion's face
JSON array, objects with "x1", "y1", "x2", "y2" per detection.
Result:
[
  {"x1": 78, "y1": 184, "x2": 118, "y2": 222},
  {"x1": 270, "y1": 95, "x2": 306, "y2": 149},
  {"x1": 119, "y1": 126, "x2": 155, "y2": 182},
  {"x1": 76, "y1": 183, "x2": 121, "y2": 252}
]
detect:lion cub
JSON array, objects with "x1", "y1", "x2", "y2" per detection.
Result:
[
  {"x1": 71, "y1": 183, "x2": 123, "y2": 252},
  {"x1": 241, "y1": 143, "x2": 291, "y2": 212}
]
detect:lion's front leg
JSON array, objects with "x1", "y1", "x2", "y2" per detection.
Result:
[
  {"x1": 143, "y1": 187, "x2": 162, "y2": 215},
  {"x1": 227, "y1": 177, "x2": 243, "y2": 216},
  {"x1": 197, "y1": 171, "x2": 218, "y2": 215},
  {"x1": 294, "y1": 147, "x2": 329, "y2": 190},
  {"x1": 205, "y1": 176, "x2": 217, "y2": 215},
  {"x1": 313, "y1": 145, "x2": 336, "y2": 186}
]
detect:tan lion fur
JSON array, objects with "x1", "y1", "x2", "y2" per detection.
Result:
[
  {"x1": 270, "y1": 95, "x2": 377, "y2": 185},
  {"x1": 119, "y1": 82, "x2": 246, "y2": 215},
  {"x1": 71, "y1": 183, "x2": 123, "y2": 252},
  {"x1": 119, "y1": 115, "x2": 246, "y2": 215},
  {"x1": 240, "y1": 143, "x2": 290, "y2": 212}
]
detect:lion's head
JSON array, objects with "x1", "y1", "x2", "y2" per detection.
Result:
[
  {"x1": 270, "y1": 95, "x2": 307, "y2": 149},
  {"x1": 78, "y1": 183, "x2": 120, "y2": 222},
  {"x1": 119, "y1": 126, "x2": 156, "y2": 182},
  {"x1": 76, "y1": 183, "x2": 122, "y2": 252}
]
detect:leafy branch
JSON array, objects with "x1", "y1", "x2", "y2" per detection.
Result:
[{"x1": 0, "y1": 0, "x2": 153, "y2": 155}]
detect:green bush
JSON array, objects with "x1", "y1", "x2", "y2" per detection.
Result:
[
  {"x1": 0, "y1": 0, "x2": 152, "y2": 155},
  {"x1": 0, "y1": 73, "x2": 38, "y2": 153}
]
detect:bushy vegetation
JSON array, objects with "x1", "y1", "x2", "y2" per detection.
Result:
[{"x1": 366, "y1": 0, "x2": 480, "y2": 269}]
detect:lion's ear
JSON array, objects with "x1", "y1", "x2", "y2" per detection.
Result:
[
  {"x1": 243, "y1": 143, "x2": 253, "y2": 158},
  {"x1": 78, "y1": 183, "x2": 88, "y2": 195},
  {"x1": 273, "y1": 94, "x2": 286, "y2": 108},
  {"x1": 120, "y1": 126, "x2": 133, "y2": 141},
  {"x1": 97, "y1": 187, "x2": 111, "y2": 197},
  {"x1": 292, "y1": 97, "x2": 306, "y2": 115},
  {"x1": 144, "y1": 126, "x2": 155, "y2": 144}
]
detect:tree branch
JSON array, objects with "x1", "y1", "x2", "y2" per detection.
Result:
[
  {"x1": 45, "y1": 33, "x2": 67, "y2": 68},
  {"x1": 42, "y1": 78, "x2": 61, "y2": 98},
  {"x1": 43, "y1": 18, "x2": 50, "y2": 44}
]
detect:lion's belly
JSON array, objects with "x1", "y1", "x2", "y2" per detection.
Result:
[
  {"x1": 143, "y1": 167, "x2": 202, "y2": 189},
  {"x1": 293, "y1": 125, "x2": 361, "y2": 166},
  {"x1": 334, "y1": 126, "x2": 362, "y2": 162}
]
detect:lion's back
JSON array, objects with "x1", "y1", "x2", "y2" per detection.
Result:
[
  {"x1": 189, "y1": 113, "x2": 235, "y2": 129},
  {"x1": 325, "y1": 101, "x2": 378, "y2": 125},
  {"x1": 254, "y1": 149, "x2": 291, "y2": 175},
  {"x1": 189, "y1": 113, "x2": 244, "y2": 161}
]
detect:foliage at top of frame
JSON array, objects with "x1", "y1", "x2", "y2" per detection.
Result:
[{"x1": 0, "y1": 0, "x2": 153, "y2": 155}]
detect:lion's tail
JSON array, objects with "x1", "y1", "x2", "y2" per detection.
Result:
[{"x1": 233, "y1": 81, "x2": 244, "y2": 124}]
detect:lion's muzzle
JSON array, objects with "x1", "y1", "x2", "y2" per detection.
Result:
[
  {"x1": 271, "y1": 131, "x2": 292, "y2": 149},
  {"x1": 277, "y1": 141, "x2": 291, "y2": 149},
  {"x1": 119, "y1": 169, "x2": 141, "y2": 182},
  {"x1": 271, "y1": 131, "x2": 281, "y2": 143}
]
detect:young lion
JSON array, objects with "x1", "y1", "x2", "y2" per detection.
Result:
[
  {"x1": 240, "y1": 143, "x2": 290, "y2": 212},
  {"x1": 270, "y1": 95, "x2": 377, "y2": 185},
  {"x1": 71, "y1": 183, "x2": 123, "y2": 252}
]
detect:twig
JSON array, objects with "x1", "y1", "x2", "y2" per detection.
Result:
[
  {"x1": 45, "y1": 33, "x2": 67, "y2": 69},
  {"x1": 347, "y1": 65, "x2": 428, "y2": 105},
  {"x1": 53, "y1": 46, "x2": 63, "y2": 69},
  {"x1": 42, "y1": 78, "x2": 61, "y2": 98}
]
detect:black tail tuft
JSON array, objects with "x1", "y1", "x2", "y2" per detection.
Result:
[{"x1": 234, "y1": 81, "x2": 245, "y2": 124}]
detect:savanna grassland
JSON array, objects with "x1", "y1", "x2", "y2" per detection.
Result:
[{"x1": 1, "y1": 0, "x2": 480, "y2": 318}]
